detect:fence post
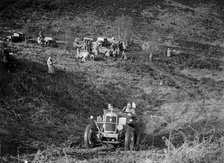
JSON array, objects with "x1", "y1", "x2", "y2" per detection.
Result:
[
  {"x1": 65, "y1": 31, "x2": 68, "y2": 50},
  {"x1": 0, "y1": 139, "x2": 2, "y2": 163}
]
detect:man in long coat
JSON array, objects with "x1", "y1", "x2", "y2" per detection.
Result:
[{"x1": 47, "y1": 57, "x2": 55, "y2": 74}]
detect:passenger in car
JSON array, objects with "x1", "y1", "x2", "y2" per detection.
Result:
[
  {"x1": 108, "y1": 104, "x2": 113, "y2": 110},
  {"x1": 123, "y1": 102, "x2": 136, "y2": 116}
]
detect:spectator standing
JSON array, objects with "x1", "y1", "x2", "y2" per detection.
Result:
[
  {"x1": 47, "y1": 57, "x2": 55, "y2": 74},
  {"x1": 2, "y1": 48, "x2": 10, "y2": 72}
]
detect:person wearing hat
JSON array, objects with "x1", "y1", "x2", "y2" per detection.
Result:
[{"x1": 108, "y1": 104, "x2": 114, "y2": 110}]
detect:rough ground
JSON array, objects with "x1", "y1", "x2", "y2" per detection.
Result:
[{"x1": 1, "y1": 0, "x2": 224, "y2": 162}]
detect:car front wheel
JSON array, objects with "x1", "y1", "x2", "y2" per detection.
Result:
[{"x1": 84, "y1": 124, "x2": 95, "y2": 148}]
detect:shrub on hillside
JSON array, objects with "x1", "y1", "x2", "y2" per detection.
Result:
[
  {"x1": 110, "y1": 15, "x2": 134, "y2": 41},
  {"x1": 141, "y1": 97, "x2": 224, "y2": 149},
  {"x1": 161, "y1": 138, "x2": 224, "y2": 163}
]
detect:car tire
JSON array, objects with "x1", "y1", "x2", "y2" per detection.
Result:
[
  {"x1": 84, "y1": 124, "x2": 95, "y2": 148},
  {"x1": 90, "y1": 54, "x2": 95, "y2": 61},
  {"x1": 125, "y1": 126, "x2": 135, "y2": 151}
]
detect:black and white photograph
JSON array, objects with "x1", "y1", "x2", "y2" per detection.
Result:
[{"x1": 1, "y1": 0, "x2": 224, "y2": 162}]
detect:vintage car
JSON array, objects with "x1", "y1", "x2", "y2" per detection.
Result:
[
  {"x1": 98, "y1": 46, "x2": 111, "y2": 57},
  {"x1": 97, "y1": 37, "x2": 111, "y2": 47},
  {"x1": 5, "y1": 32, "x2": 26, "y2": 42},
  {"x1": 84, "y1": 107, "x2": 136, "y2": 151},
  {"x1": 96, "y1": 37, "x2": 123, "y2": 57},
  {"x1": 43, "y1": 37, "x2": 57, "y2": 47},
  {"x1": 95, "y1": 37, "x2": 111, "y2": 56}
]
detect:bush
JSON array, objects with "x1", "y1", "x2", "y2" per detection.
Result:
[{"x1": 111, "y1": 15, "x2": 134, "y2": 41}]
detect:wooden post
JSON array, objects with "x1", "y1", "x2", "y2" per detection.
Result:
[
  {"x1": 65, "y1": 31, "x2": 68, "y2": 50},
  {"x1": 17, "y1": 146, "x2": 20, "y2": 163},
  {"x1": 121, "y1": 21, "x2": 124, "y2": 41},
  {"x1": 118, "y1": 27, "x2": 121, "y2": 40},
  {"x1": 149, "y1": 52, "x2": 153, "y2": 61},
  {"x1": 0, "y1": 139, "x2": 2, "y2": 163}
]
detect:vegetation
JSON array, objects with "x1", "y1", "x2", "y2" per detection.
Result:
[{"x1": 1, "y1": 0, "x2": 224, "y2": 162}]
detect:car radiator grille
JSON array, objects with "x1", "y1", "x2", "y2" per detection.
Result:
[{"x1": 105, "y1": 116, "x2": 116, "y2": 132}]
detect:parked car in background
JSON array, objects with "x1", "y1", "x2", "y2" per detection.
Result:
[{"x1": 5, "y1": 32, "x2": 26, "y2": 42}]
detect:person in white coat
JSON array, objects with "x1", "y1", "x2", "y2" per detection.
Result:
[
  {"x1": 167, "y1": 48, "x2": 171, "y2": 57},
  {"x1": 47, "y1": 57, "x2": 55, "y2": 74},
  {"x1": 123, "y1": 102, "x2": 136, "y2": 116}
]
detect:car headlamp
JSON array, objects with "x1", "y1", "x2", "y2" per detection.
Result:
[{"x1": 117, "y1": 124, "x2": 123, "y2": 131}]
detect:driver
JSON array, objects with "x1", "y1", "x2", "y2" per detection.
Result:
[
  {"x1": 108, "y1": 103, "x2": 113, "y2": 110},
  {"x1": 123, "y1": 102, "x2": 136, "y2": 116}
]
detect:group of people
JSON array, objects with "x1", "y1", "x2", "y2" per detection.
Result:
[
  {"x1": 99, "y1": 102, "x2": 136, "y2": 122},
  {"x1": 1, "y1": 37, "x2": 55, "y2": 74},
  {"x1": 37, "y1": 31, "x2": 57, "y2": 47},
  {"x1": 73, "y1": 37, "x2": 127, "y2": 60},
  {"x1": 107, "y1": 39, "x2": 127, "y2": 59},
  {"x1": 73, "y1": 37, "x2": 101, "y2": 59},
  {"x1": 107, "y1": 102, "x2": 136, "y2": 116}
]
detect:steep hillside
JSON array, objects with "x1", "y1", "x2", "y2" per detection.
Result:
[
  {"x1": 0, "y1": 42, "x2": 130, "y2": 145},
  {"x1": 1, "y1": 0, "x2": 224, "y2": 162}
]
